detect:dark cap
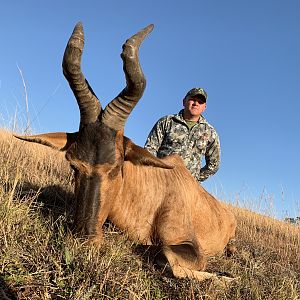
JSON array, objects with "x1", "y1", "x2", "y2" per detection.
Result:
[{"x1": 185, "y1": 87, "x2": 208, "y2": 101}]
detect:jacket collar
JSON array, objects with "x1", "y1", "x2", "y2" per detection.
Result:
[{"x1": 173, "y1": 109, "x2": 208, "y2": 125}]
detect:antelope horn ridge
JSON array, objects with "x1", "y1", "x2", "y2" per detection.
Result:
[
  {"x1": 62, "y1": 22, "x2": 101, "y2": 129},
  {"x1": 101, "y1": 24, "x2": 154, "y2": 131}
]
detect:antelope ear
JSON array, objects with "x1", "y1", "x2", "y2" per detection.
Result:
[
  {"x1": 123, "y1": 137, "x2": 174, "y2": 169},
  {"x1": 14, "y1": 132, "x2": 78, "y2": 151}
]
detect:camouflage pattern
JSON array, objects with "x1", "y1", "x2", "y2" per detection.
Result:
[
  {"x1": 185, "y1": 87, "x2": 208, "y2": 100},
  {"x1": 144, "y1": 110, "x2": 220, "y2": 183}
]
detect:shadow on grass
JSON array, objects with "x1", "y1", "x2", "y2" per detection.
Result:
[
  {"x1": 17, "y1": 181, "x2": 76, "y2": 231},
  {"x1": 0, "y1": 277, "x2": 17, "y2": 300},
  {"x1": 132, "y1": 245, "x2": 205, "y2": 298},
  {"x1": 132, "y1": 244, "x2": 173, "y2": 276}
]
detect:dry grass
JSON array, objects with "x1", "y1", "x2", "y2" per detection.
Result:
[{"x1": 0, "y1": 129, "x2": 299, "y2": 300}]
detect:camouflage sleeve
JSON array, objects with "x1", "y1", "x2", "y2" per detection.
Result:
[
  {"x1": 199, "y1": 130, "x2": 221, "y2": 182},
  {"x1": 144, "y1": 118, "x2": 166, "y2": 157}
]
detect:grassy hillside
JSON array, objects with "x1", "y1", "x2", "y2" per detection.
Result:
[{"x1": 0, "y1": 129, "x2": 299, "y2": 300}]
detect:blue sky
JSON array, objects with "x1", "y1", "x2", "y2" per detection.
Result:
[{"x1": 0, "y1": 1, "x2": 299, "y2": 219}]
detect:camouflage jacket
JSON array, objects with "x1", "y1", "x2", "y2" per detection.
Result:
[{"x1": 144, "y1": 110, "x2": 220, "y2": 182}]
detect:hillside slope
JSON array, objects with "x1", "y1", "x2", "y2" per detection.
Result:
[{"x1": 0, "y1": 130, "x2": 299, "y2": 299}]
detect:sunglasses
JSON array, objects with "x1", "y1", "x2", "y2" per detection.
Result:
[{"x1": 187, "y1": 97, "x2": 206, "y2": 104}]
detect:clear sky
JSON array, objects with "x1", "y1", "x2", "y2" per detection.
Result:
[{"x1": 0, "y1": 1, "x2": 299, "y2": 219}]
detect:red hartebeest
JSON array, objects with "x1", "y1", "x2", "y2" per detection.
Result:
[{"x1": 15, "y1": 23, "x2": 236, "y2": 282}]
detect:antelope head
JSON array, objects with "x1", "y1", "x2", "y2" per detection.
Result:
[{"x1": 15, "y1": 23, "x2": 173, "y2": 241}]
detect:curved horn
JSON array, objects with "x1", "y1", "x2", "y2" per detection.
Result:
[
  {"x1": 101, "y1": 24, "x2": 154, "y2": 131},
  {"x1": 63, "y1": 22, "x2": 101, "y2": 129}
]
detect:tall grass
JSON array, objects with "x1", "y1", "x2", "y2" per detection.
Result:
[{"x1": 0, "y1": 129, "x2": 299, "y2": 299}]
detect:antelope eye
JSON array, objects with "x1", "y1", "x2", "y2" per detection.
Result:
[{"x1": 70, "y1": 164, "x2": 78, "y2": 172}]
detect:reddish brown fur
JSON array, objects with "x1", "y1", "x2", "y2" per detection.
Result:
[
  {"x1": 109, "y1": 153, "x2": 236, "y2": 256},
  {"x1": 14, "y1": 23, "x2": 237, "y2": 283},
  {"x1": 16, "y1": 131, "x2": 237, "y2": 282}
]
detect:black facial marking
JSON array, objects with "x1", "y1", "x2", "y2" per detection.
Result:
[
  {"x1": 74, "y1": 172, "x2": 101, "y2": 236},
  {"x1": 68, "y1": 121, "x2": 122, "y2": 236},
  {"x1": 68, "y1": 121, "x2": 118, "y2": 166}
]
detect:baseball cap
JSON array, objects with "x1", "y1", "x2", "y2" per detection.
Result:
[{"x1": 185, "y1": 88, "x2": 208, "y2": 101}]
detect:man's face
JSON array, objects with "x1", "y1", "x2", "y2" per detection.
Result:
[{"x1": 183, "y1": 96, "x2": 207, "y2": 118}]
